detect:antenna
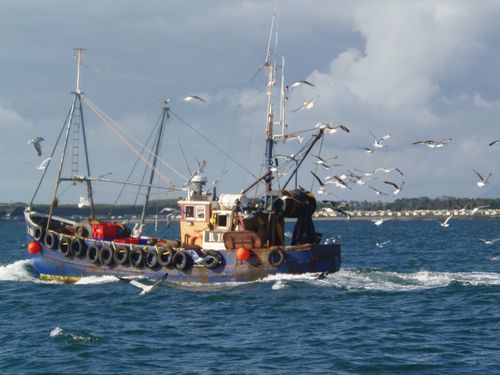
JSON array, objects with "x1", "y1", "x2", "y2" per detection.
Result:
[{"x1": 75, "y1": 48, "x2": 85, "y2": 94}]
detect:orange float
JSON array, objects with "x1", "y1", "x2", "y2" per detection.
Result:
[
  {"x1": 27, "y1": 241, "x2": 42, "y2": 254},
  {"x1": 236, "y1": 247, "x2": 250, "y2": 261}
]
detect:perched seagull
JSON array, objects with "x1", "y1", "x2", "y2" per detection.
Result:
[
  {"x1": 78, "y1": 196, "x2": 90, "y2": 208},
  {"x1": 375, "y1": 240, "x2": 391, "y2": 248},
  {"x1": 36, "y1": 157, "x2": 51, "y2": 171},
  {"x1": 315, "y1": 122, "x2": 350, "y2": 134},
  {"x1": 412, "y1": 138, "x2": 453, "y2": 148},
  {"x1": 479, "y1": 238, "x2": 500, "y2": 245},
  {"x1": 288, "y1": 80, "x2": 314, "y2": 90},
  {"x1": 369, "y1": 131, "x2": 391, "y2": 149},
  {"x1": 372, "y1": 218, "x2": 391, "y2": 226},
  {"x1": 383, "y1": 181, "x2": 405, "y2": 195},
  {"x1": 117, "y1": 274, "x2": 168, "y2": 296},
  {"x1": 488, "y1": 140, "x2": 500, "y2": 146},
  {"x1": 369, "y1": 185, "x2": 388, "y2": 196},
  {"x1": 282, "y1": 134, "x2": 303, "y2": 143},
  {"x1": 27, "y1": 137, "x2": 45, "y2": 156},
  {"x1": 292, "y1": 96, "x2": 318, "y2": 112},
  {"x1": 439, "y1": 214, "x2": 453, "y2": 228},
  {"x1": 132, "y1": 222, "x2": 144, "y2": 237},
  {"x1": 183, "y1": 95, "x2": 206, "y2": 103},
  {"x1": 473, "y1": 169, "x2": 492, "y2": 188}
]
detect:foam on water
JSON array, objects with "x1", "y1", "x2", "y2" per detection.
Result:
[
  {"x1": 74, "y1": 275, "x2": 120, "y2": 285},
  {"x1": 0, "y1": 259, "x2": 40, "y2": 283},
  {"x1": 271, "y1": 280, "x2": 286, "y2": 290},
  {"x1": 322, "y1": 268, "x2": 500, "y2": 291}
]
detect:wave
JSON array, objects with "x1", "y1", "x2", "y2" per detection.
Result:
[
  {"x1": 50, "y1": 326, "x2": 101, "y2": 345},
  {"x1": 318, "y1": 269, "x2": 500, "y2": 292}
]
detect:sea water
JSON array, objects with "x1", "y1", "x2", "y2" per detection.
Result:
[{"x1": 0, "y1": 219, "x2": 498, "y2": 374}]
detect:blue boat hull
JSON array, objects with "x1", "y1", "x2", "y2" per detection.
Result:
[{"x1": 26, "y1": 234, "x2": 341, "y2": 283}]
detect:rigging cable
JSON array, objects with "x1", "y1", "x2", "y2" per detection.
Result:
[
  {"x1": 83, "y1": 95, "x2": 187, "y2": 182},
  {"x1": 169, "y1": 110, "x2": 259, "y2": 180}
]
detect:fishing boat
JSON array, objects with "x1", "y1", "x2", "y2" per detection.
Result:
[{"x1": 24, "y1": 23, "x2": 341, "y2": 284}]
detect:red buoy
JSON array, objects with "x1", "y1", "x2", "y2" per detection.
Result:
[
  {"x1": 27, "y1": 241, "x2": 42, "y2": 255},
  {"x1": 236, "y1": 247, "x2": 250, "y2": 262}
]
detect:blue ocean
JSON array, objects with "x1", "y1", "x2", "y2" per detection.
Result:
[{"x1": 0, "y1": 219, "x2": 498, "y2": 374}]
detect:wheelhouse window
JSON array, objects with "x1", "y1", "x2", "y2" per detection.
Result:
[
  {"x1": 185, "y1": 206, "x2": 194, "y2": 219},
  {"x1": 195, "y1": 206, "x2": 205, "y2": 220},
  {"x1": 217, "y1": 214, "x2": 227, "y2": 227}
]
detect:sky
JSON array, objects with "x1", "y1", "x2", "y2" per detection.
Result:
[{"x1": 1, "y1": 0, "x2": 500, "y2": 206}]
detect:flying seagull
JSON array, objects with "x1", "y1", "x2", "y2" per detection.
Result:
[
  {"x1": 473, "y1": 169, "x2": 492, "y2": 188},
  {"x1": 78, "y1": 196, "x2": 90, "y2": 208},
  {"x1": 369, "y1": 185, "x2": 388, "y2": 196},
  {"x1": 372, "y1": 218, "x2": 391, "y2": 226},
  {"x1": 27, "y1": 137, "x2": 44, "y2": 156},
  {"x1": 183, "y1": 95, "x2": 206, "y2": 103},
  {"x1": 323, "y1": 200, "x2": 350, "y2": 219},
  {"x1": 326, "y1": 175, "x2": 350, "y2": 190},
  {"x1": 374, "y1": 167, "x2": 404, "y2": 176},
  {"x1": 288, "y1": 80, "x2": 314, "y2": 90},
  {"x1": 315, "y1": 122, "x2": 350, "y2": 134},
  {"x1": 36, "y1": 157, "x2": 51, "y2": 171},
  {"x1": 439, "y1": 214, "x2": 453, "y2": 228},
  {"x1": 471, "y1": 205, "x2": 489, "y2": 215},
  {"x1": 375, "y1": 240, "x2": 391, "y2": 248},
  {"x1": 479, "y1": 238, "x2": 500, "y2": 245},
  {"x1": 292, "y1": 96, "x2": 318, "y2": 112},
  {"x1": 383, "y1": 181, "x2": 405, "y2": 195},
  {"x1": 369, "y1": 131, "x2": 391, "y2": 149},
  {"x1": 117, "y1": 274, "x2": 168, "y2": 296},
  {"x1": 312, "y1": 154, "x2": 341, "y2": 170},
  {"x1": 412, "y1": 138, "x2": 453, "y2": 148},
  {"x1": 488, "y1": 140, "x2": 500, "y2": 146}
]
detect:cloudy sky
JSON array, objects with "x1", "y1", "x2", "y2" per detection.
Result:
[{"x1": 2, "y1": 0, "x2": 500, "y2": 205}]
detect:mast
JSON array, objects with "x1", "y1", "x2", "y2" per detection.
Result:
[
  {"x1": 138, "y1": 100, "x2": 169, "y2": 236},
  {"x1": 47, "y1": 48, "x2": 94, "y2": 228},
  {"x1": 264, "y1": 14, "x2": 276, "y2": 201}
]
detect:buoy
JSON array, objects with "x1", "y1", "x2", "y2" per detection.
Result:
[
  {"x1": 236, "y1": 247, "x2": 250, "y2": 262},
  {"x1": 28, "y1": 241, "x2": 41, "y2": 255}
]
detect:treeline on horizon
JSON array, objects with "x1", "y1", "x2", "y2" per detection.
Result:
[{"x1": 1, "y1": 196, "x2": 499, "y2": 217}]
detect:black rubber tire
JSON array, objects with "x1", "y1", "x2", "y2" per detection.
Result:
[
  {"x1": 33, "y1": 226, "x2": 45, "y2": 241},
  {"x1": 99, "y1": 245, "x2": 114, "y2": 266},
  {"x1": 268, "y1": 249, "x2": 286, "y2": 267},
  {"x1": 59, "y1": 236, "x2": 72, "y2": 257},
  {"x1": 71, "y1": 238, "x2": 87, "y2": 258},
  {"x1": 173, "y1": 250, "x2": 192, "y2": 271},
  {"x1": 76, "y1": 225, "x2": 89, "y2": 238},
  {"x1": 130, "y1": 247, "x2": 144, "y2": 268},
  {"x1": 87, "y1": 244, "x2": 100, "y2": 264},
  {"x1": 158, "y1": 247, "x2": 176, "y2": 268},
  {"x1": 113, "y1": 246, "x2": 129, "y2": 265},
  {"x1": 145, "y1": 248, "x2": 160, "y2": 269},
  {"x1": 202, "y1": 250, "x2": 223, "y2": 269},
  {"x1": 44, "y1": 231, "x2": 59, "y2": 250}
]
